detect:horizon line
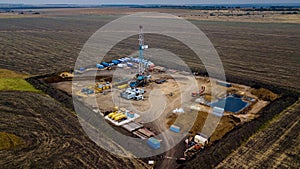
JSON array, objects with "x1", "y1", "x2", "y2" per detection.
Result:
[{"x1": 1, "y1": 2, "x2": 300, "y2": 5}]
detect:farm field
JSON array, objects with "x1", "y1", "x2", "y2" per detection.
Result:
[
  {"x1": 216, "y1": 99, "x2": 300, "y2": 168},
  {"x1": 0, "y1": 91, "x2": 148, "y2": 168},
  {"x1": 0, "y1": 9, "x2": 299, "y2": 91}
]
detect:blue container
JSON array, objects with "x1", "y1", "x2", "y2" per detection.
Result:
[
  {"x1": 126, "y1": 112, "x2": 135, "y2": 118},
  {"x1": 112, "y1": 60, "x2": 120, "y2": 65},
  {"x1": 147, "y1": 137, "x2": 160, "y2": 149},
  {"x1": 81, "y1": 88, "x2": 88, "y2": 92},
  {"x1": 101, "y1": 62, "x2": 109, "y2": 67},
  {"x1": 96, "y1": 64, "x2": 104, "y2": 69},
  {"x1": 137, "y1": 75, "x2": 144, "y2": 81},
  {"x1": 79, "y1": 67, "x2": 86, "y2": 71},
  {"x1": 127, "y1": 62, "x2": 133, "y2": 67},
  {"x1": 169, "y1": 125, "x2": 180, "y2": 133},
  {"x1": 87, "y1": 89, "x2": 94, "y2": 94},
  {"x1": 130, "y1": 81, "x2": 138, "y2": 87}
]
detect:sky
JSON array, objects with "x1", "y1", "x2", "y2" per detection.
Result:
[{"x1": 0, "y1": 0, "x2": 299, "y2": 5}]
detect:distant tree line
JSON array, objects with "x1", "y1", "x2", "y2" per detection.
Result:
[{"x1": 136, "y1": 5, "x2": 300, "y2": 11}]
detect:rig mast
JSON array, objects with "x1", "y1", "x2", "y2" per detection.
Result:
[{"x1": 138, "y1": 25, "x2": 148, "y2": 75}]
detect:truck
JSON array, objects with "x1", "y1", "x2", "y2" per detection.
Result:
[
  {"x1": 120, "y1": 87, "x2": 145, "y2": 100},
  {"x1": 177, "y1": 133, "x2": 209, "y2": 163},
  {"x1": 133, "y1": 95, "x2": 144, "y2": 101},
  {"x1": 81, "y1": 88, "x2": 94, "y2": 95},
  {"x1": 154, "y1": 79, "x2": 166, "y2": 84},
  {"x1": 191, "y1": 86, "x2": 205, "y2": 97}
]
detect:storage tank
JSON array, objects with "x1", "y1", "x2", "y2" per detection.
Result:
[
  {"x1": 127, "y1": 62, "x2": 133, "y2": 67},
  {"x1": 125, "y1": 58, "x2": 130, "y2": 62},
  {"x1": 79, "y1": 67, "x2": 86, "y2": 71},
  {"x1": 126, "y1": 111, "x2": 135, "y2": 118},
  {"x1": 112, "y1": 60, "x2": 120, "y2": 65},
  {"x1": 117, "y1": 64, "x2": 126, "y2": 68},
  {"x1": 96, "y1": 64, "x2": 104, "y2": 69},
  {"x1": 101, "y1": 62, "x2": 109, "y2": 67}
]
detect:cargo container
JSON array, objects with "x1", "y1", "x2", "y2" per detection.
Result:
[
  {"x1": 79, "y1": 67, "x2": 86, "y2": 71},
  {"x1": 211, "y1": 107, "x2": 224, "y2": 117},
  {"x1": 96, "y1": 64, "x2": 104, "y2": 69},
  {"x1": 170, "y1": 125, "x2": 181, "y2": 133},
  {"x1": 126, "y1": 111, "x2": 135, "y2": 118},
  {"x1": 101, "y1": 62, "x2": 109, "y2": 67},
  {"x1": 147, "y1": 137, "x2": 160, "y2": 149},
  {"x1": 112, "y1": 60, "x2": 120, "y2": 65}
]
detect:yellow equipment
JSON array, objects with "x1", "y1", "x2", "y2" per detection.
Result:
[
  {"x1": 113, "y1": 107, "x2": 119, "y2": 111},
  {"x1": 95, "y1": 87, "x2": 103, "y2": 93},
  {"x1": 59, "y1": 72, "x2": 74, "y2": 78},
  {"x1": 108, "y1": 112, "x2": 117, "y2": 118},
  {"x1": 114, "y1": 115, "x2": 127, "y2": 121},
  {"x1": 95, "y1": 82, "x2": 111, "y2": 93},
  {"x1": 111, "y1": 113, "x2": 122, "y2": 119},
  {"x1": 113, "y1": 114, "x2": 126, "y2": 120},
  {"x1": 118, "y1": 84, "x2": 128, "y2": 89}
]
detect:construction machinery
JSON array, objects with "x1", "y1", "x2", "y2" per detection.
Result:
[
  {"x1": 81, "y1": 87, "x2": 94, "y2": 95},
  {"x1": 59, "y1": 72, "x2": 74, "y2": 79},
  {"x1": 133, "y1": 95, "x2": 144, "y2": 101},
  {"x1": 177, "y1": 133, "x2": 209, "y2": 163},
  {"x1": 95, "y1": 82, "x2": 111, "y2": 93},
  {"x1": 191, "y1": 86, "x2": 205, "y2": 97},
  {"x1": 120, "y1": 87, "x2": 145, "y2": 100},
  {"x1": 154, "y1": 79, "x2": 167, "y2": 84}
]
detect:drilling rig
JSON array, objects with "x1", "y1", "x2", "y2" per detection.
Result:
[{"x1": 129, "y1": 25, "x2": 149, "y2": 88}]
